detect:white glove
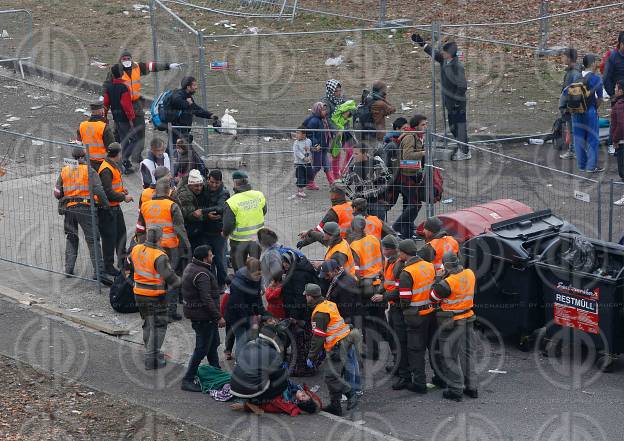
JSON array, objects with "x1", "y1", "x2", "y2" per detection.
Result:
[{"x1": 169, "y1": 63, "x2": 183, "y2": 70}]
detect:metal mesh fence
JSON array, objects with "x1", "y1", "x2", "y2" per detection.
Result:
[
  {"x1": 0, "y1": 9, "x2": 32, "y2": 63},
  {"x1": 165, "y1": 0, "x2": 296, "y2": 20}
]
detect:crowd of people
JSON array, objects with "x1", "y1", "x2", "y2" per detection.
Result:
[{"x1": 51, "y1": 30, "x2": 624, "y2": 418}]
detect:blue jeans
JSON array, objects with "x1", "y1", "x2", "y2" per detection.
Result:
[
  {"x1": 205, "y1": 234, "x2": 228, "y2": 287},
  {"x1": 344, "y1": 346, "x2": 361, "y2": 394},
  {"x1": 573, "y1": 107, "x2": 599, "y2": 170}
]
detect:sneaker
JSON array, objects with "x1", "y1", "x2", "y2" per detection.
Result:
[
  {"x1": 451, "y1": 151, "x2": 472, "y2": 161},
  {"x1": 287, "y1": 194, "x2": 298, "y2": 200},
  {"x1": 608, "y1": 145, "x2": 616, "y2": 155},
  {"x1": 614, "y1": 196, "x2": 624, "y2": 206},
  {"x1": 463, "y1": 388, "x2": 479, "y2": 399},
  {"x1": 560, "y1": 151, "x2": 575, "y2": 159},
  {"x1": 586, "y1": 167, "x2": 605, "y2": 173},
  {"x1": 345, "y1": 391, "x2": 360, "y2": 410},
  {"x1": 297, "y1": 191, "x2": 307, "y2": 198},
  {"x1": 181, "y1": 379, "x2": 202, "y2": 392}
]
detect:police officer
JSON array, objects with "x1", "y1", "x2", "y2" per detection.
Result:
[
  {"x1": 54, "y1": 147, "x2": 112, "y2": 284},
  {"x1": 421, "y1": 217, "x2": 459, "y2": 274},
  {"x1": 222, "y1": 170, "x2": 266, "y2": 271},
  {"x1": 350, "y1": 197, "x2": 395, "y2": 240},
  {"x1": 305, "y1": 283, "x2": 359, "y2": 416},
  {"x1": 350, "y1": 215, "x2": 386, "y2": 360},
  {"x1": 430, "y1": 252, "x2": 478, "y2": 401},
  {"x1": 77, "y1": 103, "x2": 115, "y2": 170},
  {"x1": 98, "y1": 143, "x2": 133, "y2": 276},
  {"x1": 128, "y1": 226, "x2": 181, "y2": 370},
  {"x1": 297, "y1": 182, "x2": 353, "y2": 248},
  {"x1": 398, "y1": 239, "x2": 437, "y2": 394}
]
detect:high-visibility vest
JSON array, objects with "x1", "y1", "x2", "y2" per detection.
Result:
[
  {"x1": 79, "y1": 120, "x2": 107, "y2": 161},
  {"x1": 130, "y1": 244, "x2": 166, "y2": 296},
  {"x1": 225, "y1": 190, "x2": 266, "y2": 242},
  {"x1": 121, "y1": 64, "x2": 142, "y2": 101},
  {"x1": 311, "y1": 300, "x2": 350, "y2": 351},
  {"x1": 141, "y1": 198, "x2": 179, "y2": 249},
  {"x1": 429, "y1": 235, "x2": 460, "y2": 271},
  {"x1": 400, "y1": 259, "x2": 435, "y2": 316},
  {"x1": 364, "y1": 214, "x2": 383, "y2": 239},
  {"x1": 383, "y1": 258, "x2": 399, "y2": 305},
  {"x1": 60, "y1": 163, "x2": 91, "y2": 208},
  {"x1": 441, "y1": 269, "x2": 475, "y2": 321},
  {"x1": 325, "y1": 239, "x2": 356, "y2": 277},
  {"x1": 140, "y1": 187, "x2": 156, "y2": 207},
  {"x1": 333, "y1": 201, "x2": 353, "y2": 238},
  {"x1": 350, "y1": 234, "x2": 382, "y2": 280},
  {"x1": 98, "y1": 160, "x2": 125, "y2": 207}
]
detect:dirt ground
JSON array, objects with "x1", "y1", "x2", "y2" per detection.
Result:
[{"x1": 0, "y1": 355, "x2": 224, "y2": 441}]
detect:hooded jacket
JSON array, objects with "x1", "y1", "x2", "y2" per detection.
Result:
[
  {"x1": 604, "y1": 49, "x2": 624, "y2": 97},
  {"x1": 423, "y1": 47, "x2": 467, "y2": 110},
  {"x1": 368, "y1": 83, "x2": 396, "y2": 141},
  {"x1": 330, "y1": 100, "x2": 358, "y2": 155},
  {"x1": 281, "y1": 251, "x2": 318, "y2": 321},
  {"x1": 303, "y1": 102, "x2": 333, "y2": 149},
  {"x1": 181, "y1": 258, "x2": 221, "y2": 321},
  {"x1": 225, "y1": 267, "x2": 265, "y2": 329}
]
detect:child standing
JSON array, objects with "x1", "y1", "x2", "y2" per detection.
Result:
[
  {"x1": 291, "y1": 126, "x2": 312, "y2": 199},
  {"x1": 612, "y1": 80, "x2": 624, "y2": 205}
]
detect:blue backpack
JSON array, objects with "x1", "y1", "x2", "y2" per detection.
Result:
[
  {"x1": 150, "y1": 90, "x2": 180, "y2": 131},
  {"x1": 278, "y1": 245, "x2": 305, "y2": 259}
]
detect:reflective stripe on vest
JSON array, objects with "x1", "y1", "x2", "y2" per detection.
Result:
[
  {"x1": 98, "y1": 160, "x2": 125, "y2": 207},
  {"x1": 79, "y1": 120, "x2": 107, "y2": 160},
  {"x1": 403, "y1": 260, "x2": 435, "y2": 315},
  {"x1": 364, "y1": 215, "x2": 383, "y2": 239},
  {"x1": 226, "y1": 190, "x2": 266, "y2": 242},
  {"x1": 60, "y1": 164, "x2": 91, "y2": 207},
  {"x1": 325, "y1": 239, "x2": 356, "y2": 277},
  {"x1": 442, "y1": 269, "x2": 476, "y2": 320},
  {"x1": 311, "y1": 300, "x2": 350, "y2": 351},
  {"x1": 430, "y1": 235, "x2": 460, "y2": 270},
  {"x1": 332, "y1": 202, "x2": 353, "y2": 238},
  {"x1": 350, "y1": 235, "x2": 383, "y2": 279},
  {"x1": 130, "y1": 244, "x2": 167, "y2": 296},
  {"x1": 121, "y1": 64, "x2": 142, "y2": 101},
  {"x1": 141, "y1": 199, "x2": 179, "y2": 249}
]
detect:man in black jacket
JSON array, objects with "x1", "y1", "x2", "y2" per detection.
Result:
[
  {"x1": 181, "y1": 245, "x2": 226, "y2": 392},
  {"x1": 412, "y1": 34, "x2": 470, "y2": 161},
  {"x1": 169, "y1": 76, "x2": 219, "y2": 150},
  {"x1": 203, "y1": 169, "x2": 230, "y2": 287},
  {"x1": 319, "y1": 259, "x2": 361, "y2": 324}
]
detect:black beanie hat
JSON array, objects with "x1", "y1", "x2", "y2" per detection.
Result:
[{"x1": 442, "y1": 42, "x2": 458, "y2": 58}]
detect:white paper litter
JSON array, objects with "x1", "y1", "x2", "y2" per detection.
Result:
[
  {"x1": 75, "y1": 108, "x2": 87, "y2": 113},
  {"x1": 228, "y1": 109, "x2": 239, "y2": 114},
  {"x1": 441, "y1": 199, "x2": 454, "y2": 204},
  {"x1": 68, "y1": 308, "x2": 83, "y2": 313},
  {"x1": 30, "y1": 105, "x2": 43, "y2": 110},
  {"x1": 488, "y1": 369, "x2": 507, "y2": 374},
  {"x1": 90, "y1": 60, "x2": 110, "y2": 69},
  {"x1": 6, "y1": 116, "x2": 20, "y2": 122},
  {"x1": 133, "y1": 4, "x2": 149, "y2": 11},
  {"x1": 529, "y1": 138, "x2": 544, "y2": 145},
  {"x1": 400, "y1": 103, "x2": 412, "y2": 111},
  {"x1": 325, "y1": 55, "x2": 344, "y2": 67},
  {"x1": 221, "y1": 109, "x2": 238, "y2": 136},
  {"x1": 123, "y1": 10, "x2": 129, "y2": 15},
  {"x1": 263, "y1": 137, "x2": 272, "y2": 142},
  {"x1": 244, "y1": 27, "x2": 259, "y2": 35},
  {"x1": 1, "y1": 123, "x2": 10, "y2": 128},
  {"x1": 1, "y1": 30, "x2": 9, "y2": 39},
  {"x1": 524, "y1": 101, "x2": 537, "y2": 107},
  {"x1": 31, "y1": 140, "x2": 44, "y2": 146},
  {"x1": 345, "y1": 38, "x2": 355, "y2": 46},
  {"x1": 3, "y1": 85, "x2": 18, "y2": 89}
]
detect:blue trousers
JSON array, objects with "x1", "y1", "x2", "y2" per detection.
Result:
[
  {"x1": 344, "y1": 346, "x2": 362, "y2": 394},
  {"x1": 572, "y1": 107, "x2": 599, "y2": 171}
]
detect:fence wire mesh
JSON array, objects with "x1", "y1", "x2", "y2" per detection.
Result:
[{"x1": 0, "y1": 9, "x2": 32, "y2": 62}]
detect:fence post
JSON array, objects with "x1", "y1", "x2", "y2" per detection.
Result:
[
  {"x1": 597, "y1": 180, "x2": 602, "y2": 240},
  {"x1": 425, "y1": 128, "x2": 435, "y2": 218},
  {"x1": 538, "y1": 0, "x2": 550, "y2": 54},
  {"x1": 430, "y1": 22, "x2": 439, "y2": 147},
  {"x1": 149, "y1": 0, "x2": 160, "y2": 97},
  {"x1": 197, "y1": 31, "x2": 209, "y2": 152},
  {"x1": 378, "y1": 0, "x2": 387, "y2": 26},
  {"x1": 608, "y1": 179, "x2": 614, "y2": 242},
  {"x1": 84, "y1": 147, "x2": 102, "y2": 295}
]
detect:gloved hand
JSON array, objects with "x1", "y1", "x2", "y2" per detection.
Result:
[
  {"x1": 306, "y1": 358, "x2": 314, "y2": 369},
  {"x1": 212, "y1": 116, "x2": 221, "y2": 128},
  {"x1": 296, "y1": 240, "x2": 305, "y2": 250},
  {"x1": 169, "y1": 63, "x2": 183, "y2": 70},
  {"x1": 411, "y1": 33, "x2": 425, "y2": 47}
]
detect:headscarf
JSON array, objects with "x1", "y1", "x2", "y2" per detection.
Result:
[
  {"x1": 325, "y1": 79, "x2": 345, "y2": 106},
  {"x1": 311, "y1": 102, "x2": 332, "y2": 146}
]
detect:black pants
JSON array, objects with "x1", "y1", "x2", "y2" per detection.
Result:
[
  {"x1": 135, "y1": 295, "x2": 168, "y2": 362},
  {"x1": 389, "y1": 306, "x2": 410, "y2": 379},
  {"x1": 404, "y1": 310, "x2": 438, "y2": 386},
  {"x1": 115, "y1": 119, "x2": 135, "y2": 163},
  {"x1": 229, "y1": 239, "x2": 261, "y2": 272},
  {"x1": 616, "y1": 145, "x2": 624, "y2": 181},
  {"x1": 183, "y1": 320, "x2": 221, "y2": 381},
  {"x1": 325, "y1": 339, "x2": 352, "y2": 402},
  {"x1": 98, "y1": 206, "x2": 127, "y2": 272},
  {"x1": 447, "y1": 107, "x2": 469, "y2": 154},
  {"x1": 205, "y1": 235, "x2": 228, "y2": 287},
  {"x1": 64, "y1": 204, "x2": 102, "y2": 275},
  {"x1": 362, "y1": 290, "x2": 390, "y2": 359}
]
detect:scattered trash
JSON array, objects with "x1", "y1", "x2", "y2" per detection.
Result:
[
  {"x1": 1, "y1": 30, "x2": 9, "y2": 39},
  {"x1": 122, "y1": 10, "x2": 130, "y2": 15},
  {"x1": 31, "y1": 140, "x2": 44, "y2": 146},
  {"x1": 581, "y1": 390, "x2": 595, "y2": 396},
  {"x1": 441, "y1": 198, "x2": 454, "y2": 204},
  {"x1": 90, "y1": 60, "x2": 110, "y2": 69},
  {"x1": 68, "y1": 308, "x2": 83, "y2": 313},
  {"x1": 221, "y1": 109, "x2": 238, "y2": 136},
  {"x1": 524, "y1": 101, "x2": 537, "y2": 107},
  {"x1": 263, "y1": 137, "x2": 272, "y2": 142},
  {"x1": 345, "y1": 38, "x2": 355, "y2": 46},
  {"x1": 228, "y1": 109, "x2": 239, "y2": 114},
  {"x1": 547, "y1": 184, "x2": 553, "y2": 187},
  {"x1": 387, "y1": 35, "x2": 394, "y2": 39},
  {"x1": 243, "y1": 26, "x2": 259, "y2": 35},
  {"x1": 478, "y1": 126, "x2": 489, "y2": 132},
  {"x1": 6, "y1": 116, "x2": 20, "y2": 122},
  {"x1": 1, "y1": 123, "x2": 10, "y2": 128},
  {"x1": 488, "y1": 369, "x2": 507, "y2": 374},
  {"x1": 353, "y1": 420, "x2": 366, "y2": 425},
  {"x1": 132, "y1": 4, "x2": 149, "y2": 12},
  {"x1": 30, "y1": 105, "x2": 43, "y2": 110},
  {"x1": 3, "y1": 85, "x2": 18, "y2": 89},
  {"x1": 325, "y1": 55, "x2": 344, "y2": 67},
  {"x1": 529, "y1": 138, "x2": 544, "y2": 145},
  {"x1": 400, "y1": 103, "x2": 412, "y2": 111},
  {"x1": 71, "y1": 410, "x2": 82, "y2": 415},
  {"x1": 215, "y1": 20, "x2": 236, "y2": 29}
]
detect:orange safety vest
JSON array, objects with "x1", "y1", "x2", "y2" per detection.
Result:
[
  {"x1": 441, "y1": 269, "x2": 475, "y2": 321},
  {"x1": 79, "y1": 120, "x2": 107, "y2": 162},
  {"x1": 383, "y1": 258, "x2": 399, "y2": 305},
  {"x1": 364, "y1": 214, "x2": 383, "y2": 239},
  {"x1": 311, "y1": 300, "x2": 351, "y2": 351},
  {"x1": 121, "y1": 64, "x2": 142, "y2": 101},
  {"x1": 333, "y1": 201, "x2": 353, "y2": 238},
  {"x1": 350, "y1": 234, "x2": 383, "y2": 280},
  {"x1": 430, "y1": 235, "x2": 460, "y2": 271},
  {"x1": 98, "y1": 160, "x2": 125, "y2": 207},
  {"x1": 325, "y1": 239, "x2": 356, "y2": 277},
  {"x1": 401, "y1": 259, "x2": 435, "y2": 316},
  {"x1": 141, "y1": 198, "x2": 180, "y2": 249},
  {"x1": 140, "y1": 187, "x2": 156, "y2": 207},
  {"x1": 130, "y1": 244, "x2": 166, "y2": 296},
  {"x1": 60, "y1": 163, "x2": 91, "y2": 207}
]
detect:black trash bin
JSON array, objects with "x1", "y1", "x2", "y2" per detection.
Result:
[
  {"x1": 535, "y1": 233, "x2": 624, "y2": 371},
  {"x1": 462, "y1": 209, "x2": 578, "y2": 349}
]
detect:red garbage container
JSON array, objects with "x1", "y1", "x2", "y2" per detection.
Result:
[{"x1": 415, "y1": 199, "x2": 533, "y2": 243}]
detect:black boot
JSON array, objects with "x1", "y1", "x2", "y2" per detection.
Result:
[
  {"x1": 464, "y1": 388, "x2": 479, "y2": 399},
  {"x1": 431, "y1": 375, "x2": 446, "y2": 388},
  {"x1": 443, "y1": 389, "x2": 463, "y2": 402},
  {"x1": 181, "y1": 379, "x2": 202, "y2": 392},
  {"x1": 406, "y1": 382, "x2": 428, "y2": 394},
  {"x1": 392, "y1": 377, "x2": 410, "y2": 390},
  {"x1": 385, "y1": 353, "x2": 397, "y2": 374},
  {"x1": 323, "y1": 400, "x2": 343, "y2": 416},
  {"x1": 345, "y1": 391, "x2": 360, "y2": 411},
  {"x1": 145, "y1": 358, "x2": 166, "y2": 370}
]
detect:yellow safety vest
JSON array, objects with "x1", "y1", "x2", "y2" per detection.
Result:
[{"x1": 226, "y1": 190, "x2": 266, "y2": 241}]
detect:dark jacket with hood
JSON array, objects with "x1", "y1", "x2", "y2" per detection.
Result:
[
  {"x1": 604, "y1": 49, "x2": 624, "y2": 97},
  {"x1": 424, "y1": 46, "x2": 467, "y2": 110},
  {"x1": 225, "y1": 267, "x2": 266, "y2": 329},
  {"x1": 368, "y1": 81, "x2": 396, "y2": 141},
  {"x1": 169, "y1": 88, "x2": 214, "y2": 135},
  {"x1": 203, "y1": 182, "x2": 230, "y2": 234},
  {"x1": 281, "y1": 251, "x2": 318, "y2": 321},
  {"x1": 303, "y1": 103, "x2": 333, "y2": 149},
  {"x1": 181, "y1": 258, "x2": 221, "y2": 321},
  {"x1": 172, "y1": 146, "x2": 207, "y2": 181}
]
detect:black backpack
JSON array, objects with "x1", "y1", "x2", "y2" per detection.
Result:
[
  {"x1": 109, "y1": 272, "x2": 138, "y2": 313},
  {"x1": 354, "y1": 89, "x2": 375, "y2": 136}
]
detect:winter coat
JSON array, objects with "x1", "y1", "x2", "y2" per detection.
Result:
[
  {"x1": 265, "y1": 284, "x2": 286, "y2": 319},
  {"x1": 603, "y1": 49, "x2": 624, "y2": 97},
  {"x1": 281, "y1": 252, "x2": 318, "y2": 321},
  {"x1": 173, "y1": 176, "x2": 204, "y2": 225},
  {"x1": 202, "y1": 182, "x2": 230, "y2": 234},
  {"x1": 181, "y1": 258, "x2": 222, "y2": 321},
  {"x1": 169, "y1": 88, "x2": 214, "y2": 130},
  {"x1": 398, "y1": 129, "x2": 425, "y2": 176},
  {"x1": 303, "y1": 113, "x2": 332, "y2": 149},
  {"x1": 330, "y1": 100, "x2": 357, "y2": 155},
  {"x1": 369, "y1": 93, "x2": 396, "y2": 141},
  {"x1": 225, "y1": 267, "x2": 265, "y2": 330},
  {"x1": 424, "y1": 47, "x2": 467, "y2": 110},
  {"x1": 172, "y1": 147, "x2": 207, "y2": 181},
  {"x1": 612, "y1": 95, "x2": 624, "y2": 146}
]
